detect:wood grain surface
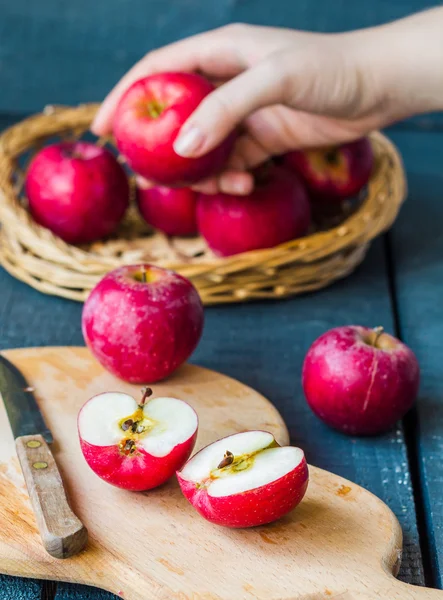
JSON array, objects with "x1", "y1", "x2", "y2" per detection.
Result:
[
  {"x1": 390, "y1": 129, "x2": 443, "y2": 588},
  {"x1": 0, "y1": 347, "x2": 439, "y2": 599}
]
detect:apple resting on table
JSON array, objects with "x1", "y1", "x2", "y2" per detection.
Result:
[
  {"x1": 197, "y1": 165, "x2": 311, "y2": 256},
  {"x1": 25, "y1": 141, "x2": 129, "y2": 244},
  {"x1": 82, "y1": 264, "x2": 204, "y2": 383},
  {"x1": 284, "y1": 138, "x2": 374, "y2": 203},
  {"x1": 136, "y1": 184, "x2": 198, "y2": 236},
  {"x1": 302, "y1": 326, "x2": 420, "y2": 436},
  {"x1": 78, "y1": 387, "x2": 198, "y2": 491},
  {"x1": 177, "y1": 431, "x2": 309, "y2": 527},
  {"x1": 113, "y1": 72, "x2": 236, "y2": 186}
]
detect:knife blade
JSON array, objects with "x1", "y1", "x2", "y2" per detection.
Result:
[
  {"x1": 0, "y1": 353, "x2": 88, "y2": 559},
  {"x1": 0, "y1": 355, "x2": 53, "y2": 443}
]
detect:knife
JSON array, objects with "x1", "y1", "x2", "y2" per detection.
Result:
[{"x1": 0, "y1": 354, "x2": 88, "y2": 559}]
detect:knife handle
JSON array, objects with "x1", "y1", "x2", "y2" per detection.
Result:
[{"x1": 15, "y1": 434, "x2": 88, "y2": 559}]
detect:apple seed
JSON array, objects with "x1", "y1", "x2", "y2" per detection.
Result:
[
  {"x1": 122, "y1": 419, "x2": 134, "y2": 432},
  {"x1": 217, "y1": 450, "x2": 234, "y2": 469}
]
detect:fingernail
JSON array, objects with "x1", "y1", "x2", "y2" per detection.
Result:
[
  {"x1": 135, "y1": 176, "x2": 149, "y2": 189},
  {"x1": 221, "y1": 175, "x2": 251, "y2": 196},
  {"x1": 231, "y1": 181, "x2": 250, "y2": 195},
  {"x1": 174, "y1": 125, "x2": 204, "y2": 157}
]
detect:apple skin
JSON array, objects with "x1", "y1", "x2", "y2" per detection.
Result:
[
  {"x1": 25, "y1": 142, "x2": 130, "y2": 244},
  {"x1": 196, "y1": 166, "x2": 311, "y2": 256},
  {"x1": 79, "y1": 431, "x2": 197, "y2": 492},
  {"x1": 82, "y1": 264, "x2": 204, "y2": 383},
  {"x1": 113, "y1": 73, "x2": 236, "y2": 186},
  {"x1": 302, "y1": 326, "x2": 420, "y2": 436},
  {"x1": 136, "y1": 185, "x2": 198, "y2": 236},
  {"x1": 284, "y1": 138, "x2": 374, "y2": 203},
  {"x1": 178, "y1": 461, "x2": 308, "y2": 528}
]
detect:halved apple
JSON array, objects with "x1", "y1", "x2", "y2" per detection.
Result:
[
  {"x1": 177, "y1": 431, "x2": 308, "y2": 528},
  {"x1": 78, "y1": 389, "x2": 198, "y2": 491}
]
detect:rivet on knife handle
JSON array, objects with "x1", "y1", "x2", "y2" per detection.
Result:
[{"x1": 15, "y1": 434, "x2": 88, "y2": 559}]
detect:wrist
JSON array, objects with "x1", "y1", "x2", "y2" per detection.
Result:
[{"x1": 364, "y1": 8, "x2": 443, "y2": 119}]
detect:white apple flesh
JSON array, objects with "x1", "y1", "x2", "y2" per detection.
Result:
[
  {"x1": 78, "y1": 390, "x2": 198, "y2": 491},
  {"x1": 177, "y1": 431, "x2": 308, "y2": 528}
]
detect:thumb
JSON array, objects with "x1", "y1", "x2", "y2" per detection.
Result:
[{"x1": 173, "y1": 53, "x2": 290, "y2": 158}]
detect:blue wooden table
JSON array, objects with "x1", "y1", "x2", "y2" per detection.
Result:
[{"x1": 1, "y1": 1, "x2": 443, "y2": 598}]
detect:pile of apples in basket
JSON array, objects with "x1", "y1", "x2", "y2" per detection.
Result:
[
  {"x1": 26, "y1": 72, "x2": 373, "y2": 252},
  {"x1": 27, "y1": 72, "x2": 420, "y2": 528}
]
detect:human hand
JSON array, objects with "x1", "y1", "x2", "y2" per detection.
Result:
[{"x1": 92, "y1": 9, "x2": 443, "y2": 195}]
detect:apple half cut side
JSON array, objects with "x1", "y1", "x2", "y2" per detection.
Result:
[
  {"x1": 177, "y1": 431, "x2": 309, "y2": 528},
  {"x1": 78, "y1": 389, "x2": 198, "y2": 491}
]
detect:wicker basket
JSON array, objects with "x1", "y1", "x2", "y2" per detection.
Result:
[{"x1": 0, "y1": 104, "x2": 406, "y2": 304}]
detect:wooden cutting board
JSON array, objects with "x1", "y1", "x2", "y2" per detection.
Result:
[{"x1": 0, "y1": 347, "x2": 440, "y2": 600}]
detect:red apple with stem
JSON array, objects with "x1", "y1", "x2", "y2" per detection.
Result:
[
  {"x1": 284, "y1": 138, "x2": 374, "y2": 203},
  {"x1": 113, "y1": 72, "x2": 236, "y2": 186},
  {"x1": 197, "y1": 165, "x2": 311, "y2": 256},
  {"x1": 302, "y1": 326, "x2": 420, "y2": 436},
  {"x1": 177, "y1": 431, "x2": 308, "y2": 528},
  {"x1": 25, "y1": 142, "x2": 129, "y2": 244},
  {"x1": 82, "y1": 264, "x2": 204, "y2": 384},
  {"x1": 78, "y1": 387, "x2": 198, "y2": 491},
  {"x1": 136, "y1": 185, "x2": 198, "y2": 236}
]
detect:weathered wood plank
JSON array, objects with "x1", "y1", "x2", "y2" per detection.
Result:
[
  {"x1": 0, "y1": 576, "x2": 43, "y2": 600},
  {"x1": 389, "y1": 128, "x2": 443, "y2": 588}
]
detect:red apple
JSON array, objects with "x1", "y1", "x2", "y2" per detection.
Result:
[
  {"x1": 302, "y1": 326, "x2": 420, "y2": 436},
  {"x1": 196, "y1": 165, "x2": 311, "y2": 256},
  {"x1": 284, "y1": 138, "x2": 374, "y2": 203},
  {"x1": 177, "y1": 431, "x2": 308, "y2": 528},
  {"x1": 25, "y1": 142, "x2": 129, "y2": 244},
  {"x1": 113, "y1": 73, "x2": 236, "y2": 186},
  {"x1": 78, "y1": 387, "x2": 198, "y2": 491},
  {"x1": 136, "y1": 185, "x2": 198, "y2": 236},
  {"x1": 82, "y1": 264, "x2": 204, "y2": 383}
]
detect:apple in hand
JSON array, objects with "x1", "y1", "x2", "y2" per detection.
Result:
[
  {"x1": 25, "y1": 142, "x2": 129, "y2": 244},
  {"x1": 113, "y1": 72, "x2": 236, "y2": 186},
  {"x1": 197, "y1": 165, "x2": 311, "y2": 256},
  {"x1": 284, "y1": 138, "x2": 374, "y2": 203},
  {"x1": 302, "y1": 326, "x2": 420, "y2": 436},
  {"x1": 82, "y1": 264, "x2": 204, "y2": 383},
  {"x1": 177, "y1": 431, "x2": 308, "y2": 528},
  {"x1": 78, "y1": 387, "x2": 198, "y2": 491},
  {"x1": 136, "y1": 185, "x2": 198, "y2": 236}
]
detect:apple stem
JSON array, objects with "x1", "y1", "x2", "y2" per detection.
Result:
[
  {"x1": 139, "y1": 387, "x2": 153, "y2": 407},
  {"x1": 373, "y1": 326, "x2": 384, "y2": 345},
  {"x1": 217, "y1": 450, "x2": 234, "y2": 469},
  {"x1": 325, "y1": 148, "x2": 339, "y2": 165},
  {"x1": 141, "y1": 266, "x2": 147, "y2": 284}
]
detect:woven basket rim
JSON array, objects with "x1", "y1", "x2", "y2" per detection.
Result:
[{"x1": 0, "y1": 104, "x2": 407, "y2": 304}]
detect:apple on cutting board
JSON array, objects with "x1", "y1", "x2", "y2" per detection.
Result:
[
  {"x1": 177, "y1": 430, "x2": 309, "y2": 527},
  {"x1": 78, "y1": 387, "x2": 198, "y2": 491}
]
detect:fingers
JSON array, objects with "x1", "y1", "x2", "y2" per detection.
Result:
[
  {"x1": 91, "y1": 28, "x2": 245, "y2": 136},
  {"x1": 192, "y1": 170, "x2": 254, "y2": 196},
  {"x1": 91, "y1": 44, "x2": 201, "y2": 136},
  {"x1": 173, "y1": 53, "x2": 290, "y2": 158}
]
